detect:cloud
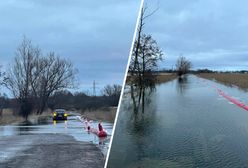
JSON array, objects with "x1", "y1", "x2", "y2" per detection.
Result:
[
  {"x1": 145, "y1": 0, "x2": 248, "y2": 70},
  {"x1": 0, "y1": 0, "x2": 141, "y2": 94}
]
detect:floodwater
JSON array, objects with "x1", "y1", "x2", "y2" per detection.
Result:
[
  {"x1": 0, "y1": 114, "x2": 113, "y2": 156},
  {"x1": 107, "y1": 75, "x2": 248, "y2": 168}
]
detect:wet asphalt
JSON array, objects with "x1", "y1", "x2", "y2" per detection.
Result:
[{"x1": 0, "y1": 115, "x2": 113, "y2": 168}]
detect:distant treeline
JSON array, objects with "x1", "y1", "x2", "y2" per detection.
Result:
[
  {"x1": 0, "y1": 86, "x2": 121, "y2": 112},
  {"x1": 48, "y1": 85, "x2": 121, "y2": 110},
  {"x1": 155, "y1": 69, "x2": 248, "y2": 74}
]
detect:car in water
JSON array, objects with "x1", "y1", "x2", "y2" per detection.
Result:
[{"x1": 53, "y1": 109, "x2": 68, "y2": 120}]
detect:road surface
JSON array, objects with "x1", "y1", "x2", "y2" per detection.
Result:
[
  {"x1": 0, "y1": 134, "x2": 104, "y2": 168},
  {"x1": 0, "y1": 115, "x2": 113, "y2": 168}
]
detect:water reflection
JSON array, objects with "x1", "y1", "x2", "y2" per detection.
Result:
[
  {"x1": 176, "y1": 75, "x2": 188, "y2": 95},
  {"x1": 53, "y1": 120, "x2": 68, "y2": 127},
  {"x1": 15, "y1": 126, "x2": 38, "y2": 135},
  {"x1": 108, "y1": 75, "x2": 248, "y2": 168},
  {"x1": 0, "y1": 117, "x2": 112, "y2": 145},
  {"x1": 116, "y1": 77, "x2": 159, "y2": 164},
  {"x1": 129, "y1": 78, "x2": 155, "y2": 114},
  {"x1": 127, "y1": 74, "x2": 159, "y2": 133}
]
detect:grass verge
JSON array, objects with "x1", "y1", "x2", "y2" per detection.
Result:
[
  {"x1": 78, "y1": 107, "x2": 117, "y2": 123},
  {"x1": 197, "y1": 73, "x2": 248, "y2": 91},
  {"x1": 154, "y1": 73, "x2": 177, "y2": 84}
]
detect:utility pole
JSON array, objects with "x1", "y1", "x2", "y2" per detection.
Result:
[{"x1": 92, "y1": 80, "x2": 98, "y2": 96}]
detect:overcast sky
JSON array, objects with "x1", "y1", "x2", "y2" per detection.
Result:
[
  {"x1": 0, "y1": 0, "x2": 141, "y2": 95},
  {"x1": 144, "y1": 0, "x2": 248, "y2": 70}
]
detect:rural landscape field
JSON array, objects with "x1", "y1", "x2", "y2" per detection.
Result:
[{"x1": 106, "y1": 0, "x2": 248, "y2": 167}]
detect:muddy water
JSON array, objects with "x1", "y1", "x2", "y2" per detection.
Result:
[
  {"x1": 0, "y1": 115, "x2": 113, "y2": 156},
  {"x1": 107, "y1": 75, "x2": 248, "y2": 168}
]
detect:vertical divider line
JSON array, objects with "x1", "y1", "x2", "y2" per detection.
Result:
[{"x1": 104, "y1": 0, "x2": 144, "y2": 167}]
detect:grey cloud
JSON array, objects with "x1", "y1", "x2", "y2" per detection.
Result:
[
  {"x1": 145, "y1": 0, "x2": 248, "y2": 70},
  {"x1": 0, "y1": 0, "x2": 141, "y2": 93}
]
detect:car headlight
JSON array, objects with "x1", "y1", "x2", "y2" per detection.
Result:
[
  {"x1": 53, "y1": 113, "x2": 57, "y2": 116},
  {"x1": 64, "y1": 113, "x2": 68, "y2": 117}
]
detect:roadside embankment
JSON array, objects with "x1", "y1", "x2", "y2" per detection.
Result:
[
  {"x1": 0, "y1": 108, "x2": 24, "y2": 125},
  {"x1": 197, "y1": 73, "x2": 248, "y2": 91},
  {"x1": 154, "y1": 73, "x2": 177, "y2": 83},
  {"x1": 77, "y1": 107, "x2": 117, "y2": 123},
  {"x1": 126, "y1": 72, "x2": 177, "y2": 84},
  {"x1": 0, "y1": 108, "x2": 52, "y2": 125}
]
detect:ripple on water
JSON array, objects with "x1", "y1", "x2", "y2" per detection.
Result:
[{"x1": 108, "y1": 75, "x2": 248, "y2": 168}]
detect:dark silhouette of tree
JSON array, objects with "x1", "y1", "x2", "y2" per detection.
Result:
[
  {"x1": 175, "y1": 56, "x2": 192, "y2": 76},
  {"x1": 101, "y1": 84, "x2": 122, "y2": 106},
  {"x1": 131, "y1": 5, "x2": 159, "y2": 77},
  {"x1": 33, "y1": 52, "x2": 77, "y2": 114},
  {"x1": 4, "y1": 37, "x2": 40, "y2": 119},
  {"x1": 130, "y1": 6, "x2": 162, "y2": 82},
  {"x1": 128, "y1": 5, "x2": 161, "y2": 114},
  {"x1": 102, "y1": 84, "x2": 121, "y2": 97},
  {"x1": 4, "y1": 37, "x2": 77, "y2": 119}
]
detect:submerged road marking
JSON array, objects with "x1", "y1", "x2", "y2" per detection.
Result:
[
  {"x1": 199, "y1": 77, "x2": 248, "y2": 111},
  {"x1": 216, "y1": 89, "x2": 248, "y2": 111}
]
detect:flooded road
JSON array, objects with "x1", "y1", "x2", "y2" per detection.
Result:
[
  {"x1": 108, "y1": 75, "x2": 248, "y2": 168},
  {"x1": 0, "y1": 114, "x2": 113, "y2": 163}
]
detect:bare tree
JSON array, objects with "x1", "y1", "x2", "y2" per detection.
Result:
[
  {"x1": 139, "y1": 34, "x2": 163, "y2": 74},
  {"x1": 131, "y1": 5, "x2": 159, "y2": 76},
  {"x1": 102, "y1": 84, "x2": 122, "y2": 97},
  {"x1": 34, "y1": 53, "x2": 77, "y2": 114},
  {"x1": 4, "y1": 37, "x2": 40, "y2": 119},
  {"x1": 4, "y1": 37, "x2": 77, "y2": 119},
  {"x1": 175, "y1": 56, "x2": 192, "y2": 76},
  {"x1": 129, "y1": 7, "x2": 162, "y2": 83},
  {"x1": 130, "y1": 34, "x2": 163, "y2": 98},
  {"x1": 130, "y1": 34, "x2": 163, "y2": 87},
  {"x1": 128, "y1": 5, "x2": 161, "y2": 114}
]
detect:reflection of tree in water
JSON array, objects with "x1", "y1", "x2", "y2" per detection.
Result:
[
  {"x1": 127, "y1": 82, "x2": 157, "y2": 161},
  {"x1": 130, "y1": 78, "x2": 155, "y2": 114},
  {"x1": 121, "y1": 4, "x2": 164, "y2": 165},
  {"x1": 16, "y1": 121, "x2": 38, "y2": 135},
  {"x1": 176, "y1": 75, "x2": 188, "y2": 95},
  {"x1": 129, "y1": 79, "x2": 157, "y2": 138}
]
